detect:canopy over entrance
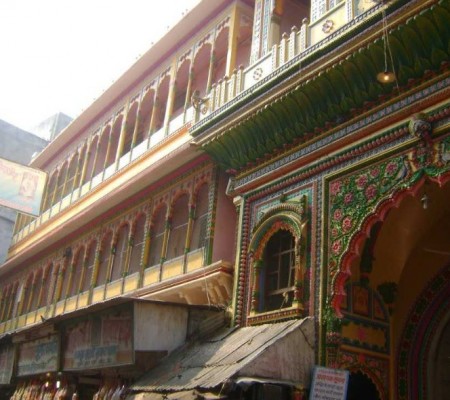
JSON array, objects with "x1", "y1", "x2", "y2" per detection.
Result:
[{"x1": 131, "y1": 318, "x2": 314, "y2": 398}]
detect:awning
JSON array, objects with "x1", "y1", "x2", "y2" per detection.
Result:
[{"x1": 130, "y1": 317, "x2": 314, "y2": 396}]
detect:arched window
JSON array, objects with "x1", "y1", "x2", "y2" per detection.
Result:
[
  {"x1": 29, "y1": 269, "x2": 43, "y2": 311},
  {"x1": 62, "y1": 157, "x2": 77, "y2": 199},
  {"x1": 191, "y1": 183, "x2": 209, "y2": 251},
  {"x1": 68, "y1": 247, "x2": 85, "y2": 297},
  {"x1": 43, "y1": 173, "x2": 57, "y2": 211},
  {"x1": 192, "y1": 43, "x2": 211, "y2": 97},
  {"x1": 83, "y1": 136, "x2": 98, "y2": 184},
  {"x1": 8, "y1": 283, "x2": 20, "y2": 319},
  {"x1": 263, "y1": 230, "x2": 296, "y2": 311},
  {"x1": 129, "y1": 214, "x2": 146, "y2": 275},
  {"x1": 54, "y1": 163, "x2": 68, "y2": 203},
  {"x1": 154, "y1": 76, "x2": 170, "y2": 132},
  {"x1": 106, "y1": 117, "x2": 122, "y2": 167},
  {"x1": 97, "y1": 232, "x2": 113, "y2": 286},
  {"x1": 122, "y1": 102, "x2": 138, "y2": 156},
  {"x1": 148, "y1": 205, "x2": 167, "y2": 267},
  {"x1": 172, "y1": 59, "x2": 190, "y2": 118},
  {"x1": 40, "y1": 264, "x2": 53, "y2": 308},
  {"x1": 21, "y1": 274, "x2": 34, "y2": 315},
  {"x1": 74, "y1": 144, "x2": 87, "y2": 190},
  {"x1": 136, "y1": 88, "x2": 154, "y2": 144},
  {"x1": 59, "y1": 251, "x2": 73, "y2": 301},
  {"x1": 94, "y1": 126, "x2": 110, "y2": 177},
  {"x1": 2, "y1": 285, "x2": 14, "y2": 321},
  {"x1": 110, "y1": 224, "x2": 130, "y2": 281},
  {"x1": 247, "y1": 200, "x2": 307, "y2": 321},
  {"x1": 167, "y1": 194, "x2": 189, "y2": 260},
  {"x1": 50, "y1": 264, "x2": 61, "y2": 303},
  {"x1": 81, "y1": 241, "x2": 97, "y2": 292}
]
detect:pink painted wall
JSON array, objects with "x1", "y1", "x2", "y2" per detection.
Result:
[{"x1": 211, "y1": 171, "x2": 237, "y2": 264}]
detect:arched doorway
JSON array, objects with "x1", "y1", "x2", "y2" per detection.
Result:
[
  {"x1": 324, "y1": 127, "x2": 450, "y2": 398},
  {"x1": 346, "y1": 371, "x2": 380, "y2": 400}
]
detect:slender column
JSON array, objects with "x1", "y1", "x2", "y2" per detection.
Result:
[
  {"x1": 139, "y1": 221, "x2": 151, "y2": 287},
  {"x1": 59, "y1": 160, "x2": 71, "y2": 201},
  {"x1": 77, "y1": 251, "x2": 88, "y2": 295},
  {"x1": 78, "y1": 140, "x2": 91, "y2": 188},
  {"x1": 50, "y1": 169, "x2": 62, "y2": 206},
  {"x1": 89, "y1": 134, "x2": 101, "y2": 179},
  {"x1": 206, "y1": 41, "x2": 216, "y2": 92},
  {"x1": 103, "y1": 128, "x2": 113, "y2": 172},
  {"x1": 5, "y1": 289, "x2": 14, "y2": 321},
  {"x1": 293, "y1": 235, "x2": 303, "y2": 306},
  {"x1": 251, "y1": 259, "x2": 263, "y2": 313},
  {"x1": 225, "y1": 4, "x2": 240, "y2": 77},
  {"x1": 14, "y1": 214, "x2": 24, "y2": 234},
  {"x1": 161, "y1": 218, "x2": 171, "y2": 264},
  {"x1": 184, "y1": 202, "x2": 196, "y2": 254},
  {"x1": 106, "y1": 238, "x2": 117, "y2": 284},
  {"x1": 0, "y1": 290, "x2": 7, "y2": 321},
  {"x1": 88, "y1": 242, "x2": 102, "y2": 304},
  {"x1": 54, "y1": 264, "x2": 65, "y2": 303},
  {"x1": 130, "y1": 92, "x2": 144, "y2": 151},
  {"x1": 0, "y1": 291, "x2": 5, "y2": 321},
  {"x1": 115, "y1": 103, "x2": 131, "y2": 167},
  {"x1": 148, "y1": 91, "x2": 160, "y2": 138},
  {"x1": 65, "y1": 257, "x2": 76, "y2": 300},
  {"x1": 163, "y1": 59, "x2": 178, "y2": 134},
  {"x1": 70, "y1": 150, "x2": 83, "y2": 199},
  {"x1": 41, "y1": 185, "x2": 51, "y2": 212},
  {"x1": 36, "y1": 274, "x2": 45, "y2": 310},
  {"x1": 183, "y1": 58, "x2": 195, "y2": 123},
  {"x1": 16, "y1": 283, "x2": 27, "y2": 317},
  {"x1": 26, "y1": 278, "x2": 36, "y2": 313}
]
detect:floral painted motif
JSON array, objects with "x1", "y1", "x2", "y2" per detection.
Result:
[{"x1": 327, "y1": 134, "x2": 450, "y2": 315}]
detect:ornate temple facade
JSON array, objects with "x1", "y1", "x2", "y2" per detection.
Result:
[{"x1": 0, "y1": 0, "x2": 449, "y2": 399}]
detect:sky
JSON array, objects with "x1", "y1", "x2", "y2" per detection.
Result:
[{"x1": 0, "y1": 0, "x2": 200, "y2": 133}]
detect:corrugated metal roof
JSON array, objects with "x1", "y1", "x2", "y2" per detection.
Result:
[{"x1": 132, "y1": 317, "x2": 314, "y2": 393}]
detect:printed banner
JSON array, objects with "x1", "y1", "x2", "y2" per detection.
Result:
[
  {"x1": 63, "y1": 305, "x2": 133, "y2": 370},
  {"x1": 0, "y1": 157, "x2": 47, "y2": 216},
  {"x1": 17, "y1": 335, "x2": 59, "y2": 376},
  {"x1": 309, "y1": 366, "x2": 349, "y2": 400},
  {"x1": 0, "y1": 344, "x2": 14, "y2": 384}
]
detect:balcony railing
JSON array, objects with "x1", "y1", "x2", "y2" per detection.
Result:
[{"x1": 11, "y1": 0, "x2": 378, "y2": 246}]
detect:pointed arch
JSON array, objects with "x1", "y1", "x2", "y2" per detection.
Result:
[
  {"x1": 97, "y1": 231, "x2": 113, "y2": 286},
  {"x1": 167, "y1": 193, "x2": 190, "y2": 259},
  {"x1": 148, "y1": 203, "x2": 167, "y2": 267},
  {"x1": 81, "y1": 240, "x2": 97, "y2": 292},
  {"x1": 246, "y1": 199, "x2": 308, "y2": 319},
  {"x1": 191, "y1": 182, "x2": 210, "y2": 251},
  {"x1": 69, "y1": 246, "x2": 86, "y2": 297},
  {"x1": 111, "y1": 223, "x2": 131, "y2": 281},
  {"x1": 129, "y1": 212, "x2": 147, "y2": 275}
]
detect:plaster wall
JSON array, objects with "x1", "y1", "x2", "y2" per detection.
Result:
[
  {"x1": 134, "y1": 302, "x2": 188, "y2": 352},
  {"x1": 211, "y1": 171, "x2": 237, "y2": 264}
]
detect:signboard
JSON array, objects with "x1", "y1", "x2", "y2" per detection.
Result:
[
  {"x1": 0, "y1": 157, "x2": 47, "y2": 216},
  {"x1": 17, "y1": 335, "x2": 59, "y2": 376},
  {"x1": 0, "y1": 344, "x2": 14, "y2": 384},
  {"x1": 63, "y1": 305, "x2": 133, "y2": 370},
  {"x1": 309, "y1": 366, "x2": 349, "y2": 400}
]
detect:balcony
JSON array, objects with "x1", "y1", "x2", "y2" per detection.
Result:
[{"x1": 10, "y1": 0, "x2": 379, "y2": 249}]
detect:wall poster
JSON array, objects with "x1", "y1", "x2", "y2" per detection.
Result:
[
  {"x1": 63, "y1": 304, "x2": 133, "y2": 370},
  {"x1": 17, "y1": 335, "x2": 59, "y2": 376}
]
